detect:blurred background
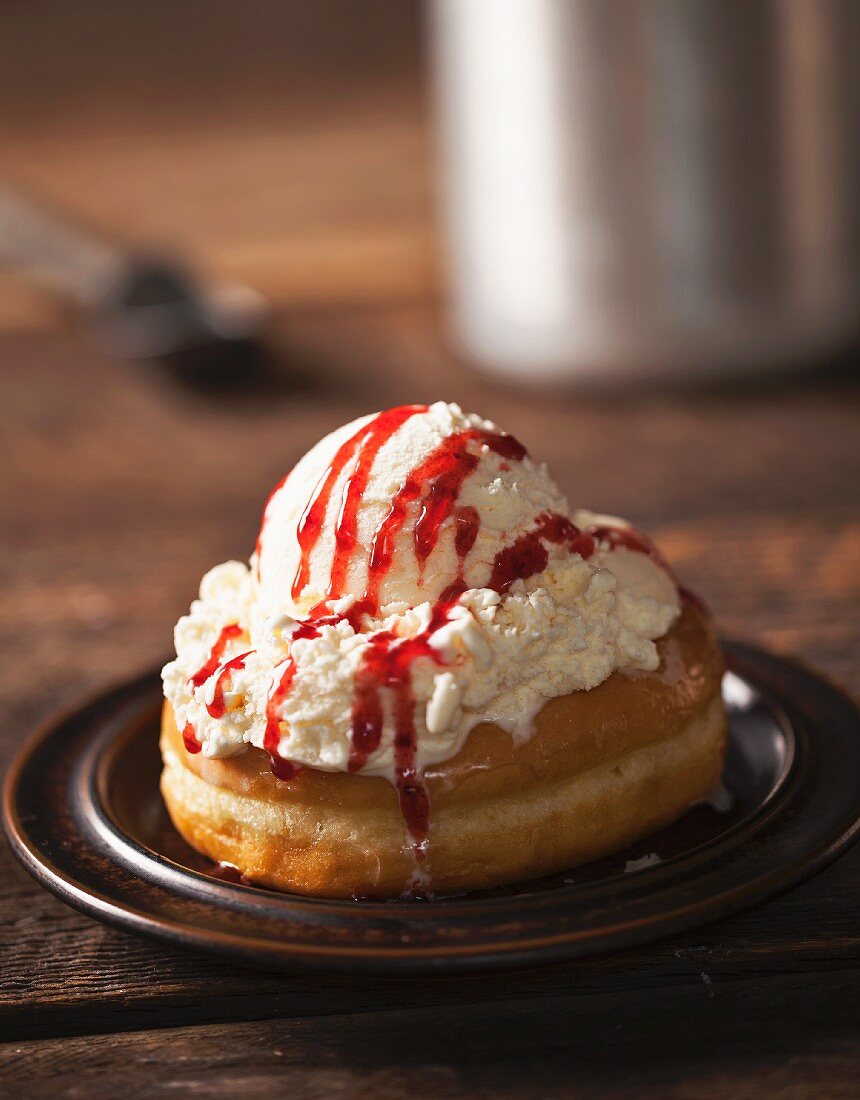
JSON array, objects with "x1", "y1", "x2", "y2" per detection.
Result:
[{"x1": 2, "y1": 0, "x2": 859, "y2": 742}]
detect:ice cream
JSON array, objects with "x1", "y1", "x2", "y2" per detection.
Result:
[
  {"x1": 162, "y1": 402, "x2": 680, "y2": 855},
  {"x1": 255, "y1": 402, "x2": 568, "y2": 617}
]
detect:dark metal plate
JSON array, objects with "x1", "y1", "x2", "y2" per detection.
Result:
[{"x1": 4, "y1": 642, "x2": 860, "y2": 974}]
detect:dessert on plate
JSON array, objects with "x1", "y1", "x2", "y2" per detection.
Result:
[{"x1": 161, "y1": 402, "x2": 726, "y2": 898}]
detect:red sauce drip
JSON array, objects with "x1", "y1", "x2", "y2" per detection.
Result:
[
  {"x1": 437, "y1": 578, "x2": 469, "y2": 604},
  {"x1": 348, "y1": 596, "x2": 458, "y2": 858},
  {"x1": 262, "y1": 622, "x2": 323, "y2": 779},
  {"x1": 188, "y1": 623, "x2": 244, "y2": 689},
  {"x1": 328, "y1": 405, "x2": 427, "y2": 600},
  {"x1": 292, "y1": 405, "x2": 428, "y2": 602},
  {"x1": 587, "y1": 524, "x2": 671, "y2": 572},
  {"x1": 269, "y1": 755, "x2": 302, "y2": 781},
  {"x1": 426, "y1": 506, "x2": 482, "y2": 603},
  {"x1": 488, "y1": 512, "x2": 596, "y2": 595},
  {"x1": 414, "y1": 457, "x2": 478, "y2": 565},
  {"x1": 454, "y1": 505, "x2": 480, "y2": 560},
  {"x1": 206, "y1": 650, "x2": 253, "y2": 719},
  {"x1": 182, "y1": 722, "x2": 201, "y2": 754},
  {"x1": 364, "y1": 428, "x2": 527, "y2": 617},
  {"x1": 350, "y1": 672, "x2": 385, "y2": 770},
  {"x1": 485, "y1": 515, "x2": 679, "y2": 596},
  {"x1": 486, "y1": 433, "x2": 527, "y2": 462},
  {"x1": 391, "y1": 673, "x2": 431, "y2": 860}
]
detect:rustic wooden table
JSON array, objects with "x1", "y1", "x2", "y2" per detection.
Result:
[{"x1": 1, "y1": 4, "x2": 859, "y2": 1096}]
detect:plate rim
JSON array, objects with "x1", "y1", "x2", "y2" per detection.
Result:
[{"x1": 4, "y1": 641, "x2": 860, "y2": 974}]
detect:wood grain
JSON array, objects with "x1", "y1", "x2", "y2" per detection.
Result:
[
  {"x1": 3, "y1": 971, "x2": 859, "y2": 1098},
  {"x1": 1, "y1": 2, "x2": 860, "y2": 1094}
]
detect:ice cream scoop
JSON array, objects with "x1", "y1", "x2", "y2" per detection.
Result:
[{"x1": 255, "y1": 401, "x2": 572, "y2": 621}]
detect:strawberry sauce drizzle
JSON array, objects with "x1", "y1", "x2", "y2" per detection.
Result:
[
  {"x1": 182, "y1": 722, "x2": 201, "y2": 753},
  {"x1": 489, "y1": 513, "x2": 595, "y2": 594},
  {"x1": 206, "y1": 650, "x2": 253, "y2": 719},
  {"x1": 454, "y1": 505, "x2": 480, "y2": 558},
  {"x1": 363, "y1": 428, "x2": 526, "y2": 616},
  {"x1": 328, "y1": 405, "x2": 428, "y2": 600},
  {"x1": 188, "y1": 623, "x2": 244, "y2": 688},
  {"x1": 262, "y1": 622, "x2": 322, "y2": 778},
  {"x1": 183, "y1": 625, "x2": 246, "y2": 757},
  {"x1": 487, "y1": 515, "x2": 677, "y2": 595},
  {"x1": 348, "y1": 596, "x2": 460, "y2": 859},
  {"x1": 291, "y1": 405, "x2": 428, "y2": 602},
  {"x1": 587, "y1": 523, "x2": 671, "y2": 572},
  {"x1": 449, "y1": 505, "x2": 480, "y2": 595}
]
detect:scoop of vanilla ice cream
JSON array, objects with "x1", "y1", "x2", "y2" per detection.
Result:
[{"x1": 255, "y1": 401, "x2": 568, "y2": 620}]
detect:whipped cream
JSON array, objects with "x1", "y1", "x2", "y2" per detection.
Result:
[{"x1": 162, "y1": 402, "x2": 680, "y2": 786}]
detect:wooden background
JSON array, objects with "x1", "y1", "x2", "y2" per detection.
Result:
[{"x1": 2, "y1": 4, "x2": 859, "y2": 1096}]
